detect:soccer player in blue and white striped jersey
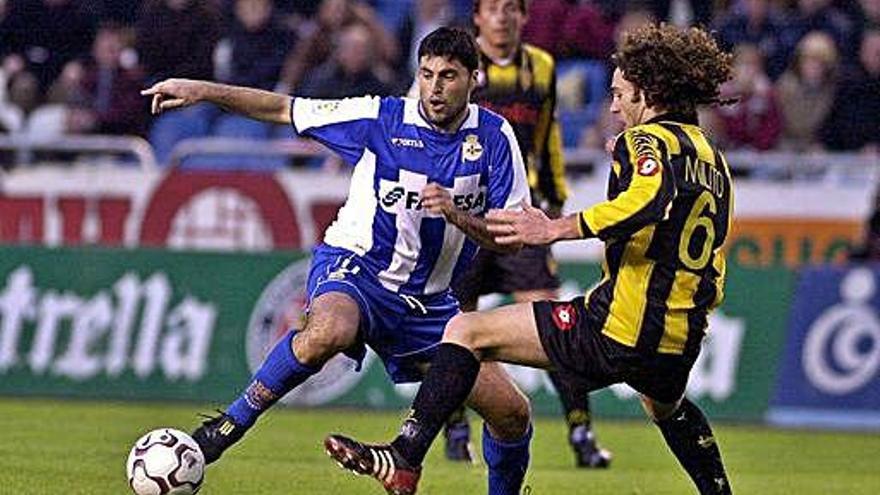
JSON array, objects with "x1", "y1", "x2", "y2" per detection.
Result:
[{"x1": 143, "y1": 27, "x2": 533, "y2": 495}]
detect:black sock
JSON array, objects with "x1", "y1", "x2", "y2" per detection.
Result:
[
  {"x1": 548, "y1": 371, "x2": 593, "y2": 431},
  {"x1": 655, "y1": 398, "x2": 732, "y2": 494},
  {"x1": 391, "y1": 343, "x2": 480, "y2": 466}
]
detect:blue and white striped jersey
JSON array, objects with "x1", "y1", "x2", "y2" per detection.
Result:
[{"x1": 291, "y1": 96, "x2": 530, "y2": 296}]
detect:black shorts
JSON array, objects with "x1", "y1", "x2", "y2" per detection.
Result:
[
  {"x1": 452, "y1": 245, "x2": 560, "y2": 304},
  {"x1": 533, "y1": 297, "x2": 697, "y2": 404}
]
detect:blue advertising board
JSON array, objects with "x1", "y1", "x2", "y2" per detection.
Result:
[{"x1": 769, "y1": 265, "x2": 880, "y2": 429}]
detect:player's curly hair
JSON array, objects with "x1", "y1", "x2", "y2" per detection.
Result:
[{"x1": 612, "y1": 24, "x2": 734, "y2": 114}]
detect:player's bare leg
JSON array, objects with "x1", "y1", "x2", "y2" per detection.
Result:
[
  {"x1": 195, "y1": 293, "x2": 360, "y2": 464},
  {"x1": 327, "y1": 303, "x2": 549, "y2": 494},
  {"x1": 325, "y1": 362, "x2": 530, "y2": 495},
  {"x1": 642, "y1": 396, "x2": 733, "y2": 494},
  {"x1": 512, "y1": 290, "x2": 611, "y2": 468}
]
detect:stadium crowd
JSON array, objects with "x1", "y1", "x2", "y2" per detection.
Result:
[{"x1": 0, "y1": 0, "x2": 877, "y2": 164}]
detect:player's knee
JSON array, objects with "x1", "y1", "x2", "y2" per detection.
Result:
[
  {"x1": 293, "y1": 319, "x2": 355, "y2": 367},
  {"x1": 442, "y1": 313, "x2": 481, "y2": 350},
  {"x1": 640, "y1": 395, "x2": 679, "y2": 421},
  {"x1": 491, "y1": 392, "x2": 531, "y2": 439}
]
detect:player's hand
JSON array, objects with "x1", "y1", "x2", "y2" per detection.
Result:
[
  {"x1": 605, "y1": 137, "x2": 615, "y2": 154},
  {"x1": 421, "y1": 183, "x2": 453, "y2": 216},
  {"x1": 487, "y1": 200, "x2": 553, "y2": 245},
  {"x1": 545, "y1": 203, "x2": 563, "y2": 219},
  {"x1": 141, "y1": 78, "x2": 205, "y2": 115}
]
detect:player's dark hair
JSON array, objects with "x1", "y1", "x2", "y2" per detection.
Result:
[
  {"x1": 612, "y1": 24, "x2": 734, "y2": 114},
  {"x1": 418, "y1": 27, "x2": 480, "y2": 74},
  {"x1": 473, "y1": 0, "x2": 527, "y2": 14}
]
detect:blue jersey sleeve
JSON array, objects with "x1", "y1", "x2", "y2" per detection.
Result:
[
  {"x1": 487, "y1": 120, "x2": 531, "y2": 210},
  {"x1": 290, "y1": 96, "x2": 382, "y2": 164}
]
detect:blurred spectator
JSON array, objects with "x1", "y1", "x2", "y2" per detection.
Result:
[
  {"x1": 715, "y1": 0, "x2": 799, "y2": 79},
  {"x1": 1, "y1": 57, "x2": 41, "y2": 120},
  {"x1": 648, "y1": 0, "x2": 713, "y2": 26},
  {"x1": 136, "y1": 0, "x2": 221, "y2": 84},
  {"x1": 776, "y1": 31, "x2": 838, "y2": 151},
  {"x1": 522, "y1": 0, "x2": 568, "y2": 56},
  {"x1": 522, "y1": 0, "x2": 614, "y2": 60},
  {"x1": 576, "y1": 7, "x2": 653, "y2": 150},
  {"x1": 398, "y1": 0, "x2": 456, "y2": 76},
  {"x1": 561, "y1": 1, "x2": 615, "y2": 60},
  {"x1": 0, "y1": 0, "x2": 11, "y2": 59},
  {"x1": 221, "y1": 0, "x2": 294, "y2": 90},
  {"x1": 820, "y1": 29, "x2": 880, "y2": 152},
  {"x1": 275, "y1": 0, "x2": 322, "y2": 17},
  {"x1": 47, "y1": 24, "x2": 146, "y2": 135},
  {"x1": 861, "y1": 0, "x2": 880, "y2": 28},
  {"x1": 94, "y1": 0, "x2": 144, "y2": 24},
  {"x1": 789, "y1": 0, "x2": 858, "y2": 63},
  {"x1": 577, "y1": 97, "x2": 622, "y2": 152},
  {"x1": 278, "y1": 0, "x2": 399, "y2": 93},
  {"x1": 713, "y1": 44, "x2": 784, "y2": 150},
  {"x1": 299, "y1": 23, "x2": 396, "y2": 97},
  {"x1": 614, "y1": 7, "x2": 656, "y2": 45},
  {"x1": 855, "y1": 0, "x2": 880, "y2": 44},
  {"x1": 0, "y1": 0, "x2": 96, "y2": 91},
  {"x1": 0, "y1": 55, "x2": 27, "y2": 132}
]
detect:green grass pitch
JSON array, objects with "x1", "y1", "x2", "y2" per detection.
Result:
[{"x1": 1, "y1": 397, "x2": 878, "y2": 494}]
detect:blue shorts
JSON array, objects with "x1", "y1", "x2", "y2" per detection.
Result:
[{"x1": 305, "y1": 246, "x2": 460, "y2": 383}]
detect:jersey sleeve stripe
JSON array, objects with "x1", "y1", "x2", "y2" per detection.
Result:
[{"x1": 500, "y1": 120, "x2": 531, "y2": 210}]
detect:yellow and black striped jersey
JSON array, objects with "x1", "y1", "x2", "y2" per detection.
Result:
[
  {"x1": 577, "y1": 113, "x2": 734, "y2": 357},
  {"x1": 472, "y1": 44, "x2": 568, "y2": 208}
]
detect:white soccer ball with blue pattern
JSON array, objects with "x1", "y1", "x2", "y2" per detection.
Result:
[{"x1": 126, "y1": 428, "x2": 205, "y2": 495}]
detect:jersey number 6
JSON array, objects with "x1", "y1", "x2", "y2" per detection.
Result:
[{"x1": 678, "y1": 190, "x2": 717, "y2": 271}]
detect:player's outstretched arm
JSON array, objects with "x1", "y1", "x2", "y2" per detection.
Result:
[
  {"x1": 422, "y1": 183, "x2": 521, "y2": 253},
  {"x1": 487, "y1": 201, "x2": 582, "y2": 246},
  {"x1": 141, "y1": 79, "x2": 291, "y2": 125}
]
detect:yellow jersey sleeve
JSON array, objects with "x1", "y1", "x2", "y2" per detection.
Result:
[{"x1": 579, "y1": 128, "x2": 676, "y2": 239}]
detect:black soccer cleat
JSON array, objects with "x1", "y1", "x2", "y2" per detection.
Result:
[
  {"x1": 443, "y1": 418, "x2": 475, "y2": 463},
  {"x1": 191, "y1": 411, "x2": 247, "y2": 465},
  {"x1": 324, "y1": 434, "x2": 422, "y2": 495},
  {"x1": 570, "y1": 425, "x2": 612, "y2": 469}
]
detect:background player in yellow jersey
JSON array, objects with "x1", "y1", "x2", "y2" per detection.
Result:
[
  {"x1": 327, "y1": 23, "x2": 736, "y2": 495},
  {"x1": 444, "y1": 0, "x2": 611, "y2": 468}
]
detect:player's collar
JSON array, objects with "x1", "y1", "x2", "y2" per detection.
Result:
[
  {"x1": 404, "y1": 98, "x2": 479, "y2": 132},
  {"x1": 645, "y1": 112, "x2": 699, "y2": 125},
  {"x1": 477, "y1": 37, "x2": 523, "y2": 67}
]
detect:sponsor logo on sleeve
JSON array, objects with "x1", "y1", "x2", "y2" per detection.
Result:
[
  {"x1": 637, "y1": 155, "x2": 660, "y2": 177},
  {"x1": 311, "y1": 101, "x2": 340, "y2": 115}
]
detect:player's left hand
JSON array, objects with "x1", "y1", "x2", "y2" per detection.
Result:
[
  {"x1": 421, "y1": 183, "x2": 453, "y2": 216},
  {"x1": 140, "y1": 78, "x2": 205, "y2": 115},
  {"x1": 487, "y1": 200, "x2": 553, "y2": 245}
]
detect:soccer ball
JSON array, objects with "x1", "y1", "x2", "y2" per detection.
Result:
[{"x1": 126, "y1": 428, "x2": 205, "y2": 495}]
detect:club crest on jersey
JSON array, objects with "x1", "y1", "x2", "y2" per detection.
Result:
[
  {"x1": 462, "y1": 134, "x2": 483, "y2": 161},
  {"x1": 551, "y1": 303, "x2": 577, "y2": 331},
  {"x1": 637, "y1": 155, "x2": 660, "y2": 176}
]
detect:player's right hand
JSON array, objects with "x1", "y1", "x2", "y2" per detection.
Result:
[{"x1": 141, "y1": 79, "x2": 204, "y2": 114}]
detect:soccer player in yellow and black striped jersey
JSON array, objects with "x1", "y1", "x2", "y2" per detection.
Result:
[
  {"x1": 445, "y1": 0, "x2": 611, "y2": 469},
  {"x1": 329, "y1": 23, "x2": 736, "y2": 495}
]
